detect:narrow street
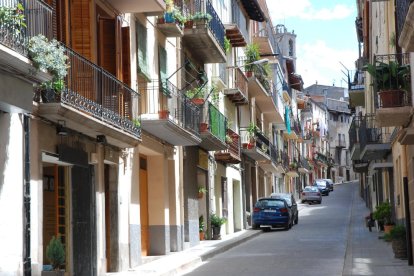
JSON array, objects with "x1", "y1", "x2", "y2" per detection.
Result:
[{"x1": 180, "y1": 182, "x2": 414, "y2": 276}]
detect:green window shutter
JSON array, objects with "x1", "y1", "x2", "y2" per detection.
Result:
[
  {"x1": 159, "y1": 45, "x2": 170, "y2": 96},
  {"x1": 136, "y1": 21, "x2": 150, "y2": 79}
]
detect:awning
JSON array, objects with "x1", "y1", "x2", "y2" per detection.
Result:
[{"x1": 240, "y1": 0, "x2": 266, "y2": 22}]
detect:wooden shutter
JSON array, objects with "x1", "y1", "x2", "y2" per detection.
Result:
[
  {"x1": 159, "y1": 45, "x2": 169, "y2": 95},
  {"x1": 98, "y1": 17, "x2": 116, "y2": 75},
  {"x1": 136, "y1": 21, "x2": 149, "y2": 79},
  {"x1": 70, "y1": 0, "x2": 92, "y2": 59},
  {"x1": 122, "y1": 27, "x2": 131, "y2": 87}
]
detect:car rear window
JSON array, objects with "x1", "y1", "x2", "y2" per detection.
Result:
[
  {"x1": 256, "y1": 199, "x2": 285, "y2": 208},
  {"x1": 315, "y1": 181, "x2": 326, "y2": 187}
]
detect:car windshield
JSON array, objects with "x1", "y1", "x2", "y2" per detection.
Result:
[
  {"x1": 271, "y1": 194, "x2": 292, "y2": 205},
  {"x1": 304, "y1": 186, "x2": 318, "y2": 192},
  {"x1": 256, "y1": 199, "x2": 285, "y2": 208}
]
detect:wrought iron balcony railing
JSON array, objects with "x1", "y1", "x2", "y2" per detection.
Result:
[
  {"x1": 62, "y1": 46, "x2": 141, "y2": 138},
  {"x1": 349, "y1": 116, "x2": 361, "y2": 148},
  {"x1": 230, "y1": 0, "x2": 249, "y2": 43},
  {"x1": 280, "y1": 150, "x2": 289, "y2": 170},
  {"x1": 240, "y1": 127, "x2": 270, "y2": 155},
  {"x1": 215, "y1": 128, "x2": 241, "y2": 163},
  {"x1": 0, "y1": 0, "x2": 52, "y2": 56},
  {"x1": 359, "y1": 114, "x2": 391, "y2": 151},
  {"x1": 140, "y1": 79, "x2": 201, "y2": 136}
]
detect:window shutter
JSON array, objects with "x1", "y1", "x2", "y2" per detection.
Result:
[
  {"x1": 159, "y1": 45, "x2": 169, "y2": 96},
  {"x1": 136, "y1": 21, "x2": 149, "y2": 79}
]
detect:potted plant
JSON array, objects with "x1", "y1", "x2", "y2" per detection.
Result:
[
  {"x1": 0, "y1": 2, "x2": 26, "y2": 39},
  {"x1": 224, "y1": 36, "x2": 231, "y2": 54},
  {"x1": 372, "y1": 201, "x2": 394, "y2": 233},
  {"x1": 184, "y1": 14, "x2": 194, "y2": 29},
  {"x1": 246, "y1": 122, "x2": 257, "y2": 144},
  {"x1": 172, "y1": 10, "x2": 186, "y2": 26},
  {"x1": 44, "y1": 236, "x2": 65, "y2": 275},
  {"x1": 158, "y1": 108, "x2": 170, "y2": 119},
  {"x1": 199, "y1": 215, "x2": 205, "y2": 240},
  {"x1": 366, "y1": 60, "x2": 410, "y2": 108},
  {"x1": 192, "y1": 12, "x2": 212, "y2": 27},
  {"x1": 198, "y1": 186, "x2": 207, "y2": 198},
  {"x1": 244, "y1": 43, "x2": 260, "y2": 77},
  {"x1": 211, "y1": 213, "x2": 227, "y2": 240},
  {"x1": 28, "y1": 34, "x2": 69, "y2": 103},
  {"x1": 389, "y1": 224, "x2": 407, "y2": 259},
  {"x1": 186, "y1": 87, "x2": 205, "y2": 105}
]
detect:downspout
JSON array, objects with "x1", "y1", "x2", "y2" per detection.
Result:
[
  {"x1": 403, "y1": 145, "x2": 413, "y2": 265},
  {"x1": 23, "y1": 114, "x2": 31, "y2": 276}
]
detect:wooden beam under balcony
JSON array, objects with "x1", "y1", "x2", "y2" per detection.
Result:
[
  {"x1": 157, "y1": 21, "x2": 184, "y2": 37},
  {"x1": 224, "y1": 24, "x2": 247, "y2": 47},
  {"x1": 376, "y1": 106, "x2": 413, "y2": 127},
  {"x1": 398, "y1": 128, "x2": 414, "y2": 145}
]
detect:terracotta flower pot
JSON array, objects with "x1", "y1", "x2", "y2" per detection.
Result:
[
  {"x1": 199, "y1": 123, "x2": 209, "y2": 132},
  {"x1": 158, "y1": 110, "x2": 170, "y2": 119},
  {"x1": 379, "y1": 89, "x2": 405, "y2": 108}
]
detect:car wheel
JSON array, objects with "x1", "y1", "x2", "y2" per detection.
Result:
[
  {"x1": 308, "y1": 202, "x2": 312, "y2": 205},
  {"x1": 302, "y1": 200, "x2": 306, "y2": 204},
  {"x1": 317, "y1": 200, "x2": 322, "y2": 204},
  {"x1": 252, "y1": 223, "x2": 259, "y2": 230},
  {"x1": 262, "y1": 227, "x2": 271, "y2": 232},
  {"x1": 294, "y1": 216, "x2": 298, "y2": 225}
]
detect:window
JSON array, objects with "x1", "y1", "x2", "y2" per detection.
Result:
[
  {"x1": 136, "y1": 21, "x2": 150, "y2": 80},
  {"x1": 289, "y1": 39, "x2": 294, "y2": 56}
]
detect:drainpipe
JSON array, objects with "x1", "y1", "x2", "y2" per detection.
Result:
[
  {"x1": 403, "y1": 145, "x2": 413, "y2": 265},
  {"x1": 23, "y1": 115, "x2": 31, "y2": 275}
]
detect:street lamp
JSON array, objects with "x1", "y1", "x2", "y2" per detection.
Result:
[{"x1": 226, "y1": 58, "x2": 269, "y2": 70}]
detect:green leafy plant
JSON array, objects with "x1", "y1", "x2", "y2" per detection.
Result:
[
  {"x1": 247, "y1": 122, "x2": 258, "y2": 138},
  {"x1": 198, "y1": 186, "x2": 207, "y2": 194},
  {"x1": 389, "y1": 224, "x2": 406, "y2": 241},
  {"x1": 28, "y1": 34, "x2": 69, "y2": 93},
  {"x1": 224, "y1": 37, "x2": 231, "y2": 54},
  {"x1": 192, "y1": 12, "x2": 212, "y2": 22},
  {"x1": 173, "y1": 10, "x2": 186, "y2": 25},
  {"x1": 225, "y1": 134, "x2": 233, "y2": 144},
  {"x1": 244, "y1": 43, "x2": 260, "y2": 72},
  {"x1": 210, "y1": 213, "x2": 227, "y2": 227},
  {"x1": 46, "y1": 236, "x2": 65, "y2": 270},
  {"x1": 366, "y1": 61, "x2": 410, "y2": 92},
  {"x1": 0, "y1": 2, "x2": 26, "y2": 38},
  {"x1": 373, "y1": 201, "x2": 393, "y2": 226},
  {"x1": 199, "y1": 215, "x2": 205, "y2": 233},
  {"x1": 186, "y1": 87, "x2": 205, "y2": 99},
  {"x1": 132, "y1": 118, "x2": 141, "y2": 128}
]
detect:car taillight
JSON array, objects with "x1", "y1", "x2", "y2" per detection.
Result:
[
  {"x1": 253, "y1": 207, "x2": 260, "y2": 212},
  {"x1": 280, "y1": 208, "x2": 288, "y2": 213},
  {"x1": 301, "y1": 192, "x2": 305, "y2": 196},
  {"x1": 317, "y1": 192, "x2": 321, "y2": 196}
]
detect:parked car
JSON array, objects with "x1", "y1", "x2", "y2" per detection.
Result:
[
  {"x1": 270, "y1": 193, "x2": 299, "y2": 225},
  {"x1": 252, "y1": 197, "x2": 292, "y2": 231},
  {"x1": 324, "y1": 178, "x2": 334, "y2": 191},
  {"x1": 313, "y1": 179, "x2": 330, "y2": 196},
  {"x1": 301, "y1": 186, "x2": 322, "y2": 204}
]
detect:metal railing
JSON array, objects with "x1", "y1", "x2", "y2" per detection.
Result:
[
  {"x1": 230, "y1": 0, "x2": 249, "y2": 43},
  {"x1": 240, "y1": 127, "x2": 270, "y2": 155},
  {"x1": 0, "y1": 0, "x2": 52, "y2": 55},
  {"x1": 233, "y1": 67, "x2": 248, "y2": 95},
  {"x1": 348, "y1": 70, "x2": 365, "y2": 91},
  {"x1": 359, "y1": 114, "x2": 391, "y2": 152},
  {"x1": 280, "y1": 150, "x2": 289, "y2": 170},
  {"x1": 216, "y1": 128, "x2": 240, "y2": 159},
  {"x1": 62, "y1": 46, "x2": 141, "y2": 138},
  {"x1": 204, "y1": 102, "x2": 227, "y2": 142},
  {"x1": 253, "y1": 20, "x2": 278, "y2": 56},
  {"x1": 300, "y1": 156, "x2": 311, "y2": 170},
  {"x1": 349, "y1": 116, "x2": 361, "y2": 148},
  {"x1": 139, "y1": 79, "x2": 200, "y2": 136},
  {"x1": 269, "y1": 143, "x2": 278, "y2": 165},
  {"x1": 373, "y1": 53, "x2": 411, "y2": 108},
  {"x1": 217, "y1": 63, "x2": 227, "y2": 85}
]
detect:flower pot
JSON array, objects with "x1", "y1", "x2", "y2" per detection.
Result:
[
  {"x1": 199, "y1": 231, "x2": 205, "y2": 241},
  {"x1": 384, "y1": 224, "x2": 394, "y2": 234},
  {"x1": 191, "y1": 98, "x2": 205, "y2": 105},
  {"x1": 245, "y1": 71, "x2": 253, "y2": 78},
  {"x1": 165, "y1": 12, "x2": 174, "y2": 23},
  {"x1": 212, "y1": 226, "x2": 221, "y2": 240},
  {"x1": 378, "y1": 89, "x2": 405, "y2": 108},
  {"x1": 198, "y1": 192, "x2": 204, "y2": 199},
  {"x1": 199, "y1": 123, "x2": 209, "y2": 132},
  {"x1": 392, "y1": 239, "x2": 407, "y2": 259},
  {"x1": 157, "y1": 17, "x2": 165, "y2": 24},
  {"x1": 159, "y1": 110, "x2": 170, "y2": 119},
  {"x1": 184, "y1": 20, "x2": 194, "y2": 29}
]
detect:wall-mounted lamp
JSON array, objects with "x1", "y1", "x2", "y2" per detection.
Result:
[
  {"x1": 56, "y1": 120, "x2": 68, "y2": 136},
  {"x1": 96, "y1": 135, "x2": 107, "y2": 144}
]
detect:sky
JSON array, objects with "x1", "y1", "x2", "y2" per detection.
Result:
[{"x1": 266, "y1": 0, "x2": 358, "y2": 89}]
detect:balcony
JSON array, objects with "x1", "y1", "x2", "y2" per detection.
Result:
[
  {"x1": 314, "y1": 152, "x2": 328, "y2": 166},
  {"x1": 348, "y1": 70, "x2": 365, "y2": 108},
  {"x1": 139, "y1": 80, "x2": 201, "y2": 146},
  {"x1": 280, "y1": 150, "x2": 290, "y2": 172},
  {"x1": 215, "y1": 128, "x2": 241, "y2": 163},
  {"x1": 239, "y1": 0, "x2": 265, "y2": 22},
  {"x1": 36, "y1": 46, "x2": 141, "y2": 148},
  {"x1": 398, "y1": 127, "x2": 414, "y2": 145},
  {"x1": 224, "y1": 0, "x2": 248, "y2": 47},
  {"x1": 224, "y1": 67, "x2": 248, "y2": 105},
  {"x1": 212, "y1": 63, "x2": 227, "y2": 90},
  {"x1": 302, "y1": 131, "x2": 313, "y2": 144},
  {"x1": 283, "y1": 118, "x2": 299, "y2": 140},
  {"x1": 183, "y1": 0, "x2": 226, "y2": 63},
  {"x1": 298, "y1": 157, "x2": 311, "y2": 174},
  {"x1": 349, "y1": 116, "x2": 361, "y2": 160},
  {"x1": 353, "y1": 160, "x2": 369, "y2": 173},
  {"x1": 359, "y1": 114, "x2": 391, "y2": 161},
  {"x1": 105, "y1": 0, "x2": 165, "y2": 14},
  {"x1": 199, "y1": 103, "x2": 228, "y2": 151},
  {"x1": 372, "y1": 54, "x2": 413, "y2": 127},
  {"x1": 336, "y1": 138, "x2": 346, "y2": 148},
  {"x1": 240, "y1": 127, "x2": 270, "y2": 161},
  {"x1": 258, "y1": 144, "x2": 282, "y2": 174},
  {"x1": 0, "y1": 0, "x2": 53, "y2": 113},
  {"x1": 252, "y1": 22, "x2": 278, "y2": 62},
  {"x1": 156, "y1": 14, "x2": 184, "y2": 37}
]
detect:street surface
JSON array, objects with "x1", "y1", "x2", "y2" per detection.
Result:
[{"x1": 182, "y1": 183, "x2": 354, "y2": 276}]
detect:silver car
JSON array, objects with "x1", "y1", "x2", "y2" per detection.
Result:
[
  {"x1": 301, "y1": 186, "x2": 322, "y2": 204},
  {"x1": 324, "y1": 178, "x2": 334, "y2": 191}
]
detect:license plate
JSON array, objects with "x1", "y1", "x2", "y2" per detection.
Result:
[{"x1": 264, "y1": 209, "x2": 277, "y2": 212}]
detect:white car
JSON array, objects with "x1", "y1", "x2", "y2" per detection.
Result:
[{"x1": 301, "y1": 186, "x2": 322, "y2": 204}]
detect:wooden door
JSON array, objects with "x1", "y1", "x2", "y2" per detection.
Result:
[{"x1": 139, "y1": 157, "x2": 149, "y2": 256}]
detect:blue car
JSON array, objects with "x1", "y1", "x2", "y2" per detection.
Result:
[{"x1": 252, "y1": 197, "x2": 292, "y2": 231}]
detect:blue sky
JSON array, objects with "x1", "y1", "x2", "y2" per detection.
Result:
[{"x1": 267, "y1": 0, "x2": 358, "y2": 89}]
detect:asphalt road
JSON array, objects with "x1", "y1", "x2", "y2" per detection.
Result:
[{"x1": 182, "y1": 183, "x2": 354, "y2": 276}]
